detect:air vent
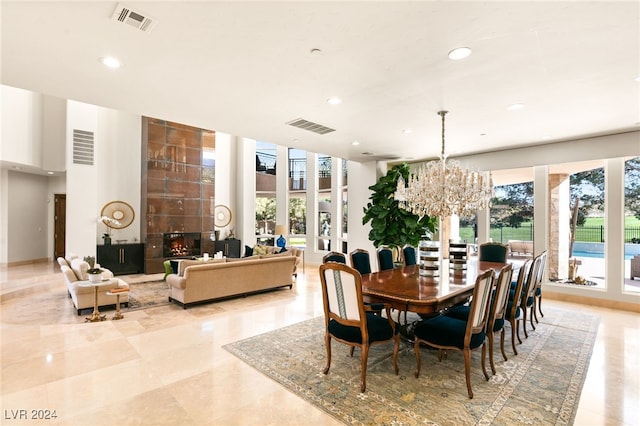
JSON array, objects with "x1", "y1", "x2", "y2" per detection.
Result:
[
  {"x1": 286, "y1": 118, "x2": 335, "y2": 135},
  {"x1": 72, "y1": 129, "x2": 94, "y2": 165},
  {"x1": 112, "y1": 3, "x2": 157, "y2": 32}
]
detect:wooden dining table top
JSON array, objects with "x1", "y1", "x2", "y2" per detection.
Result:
[{"x1": 361, "y1": 260, "x2": 508, "y2": 315}]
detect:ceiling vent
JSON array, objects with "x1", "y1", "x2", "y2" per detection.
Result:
[
  {"x1": 112, "y1": 3, "x2": 157, "y2": 33},
  {"x1": 286, "y1": 118, "x2": 335, "y2": 135},
  {"x1": 72, "y1": 129, "x2": 95, "y2": 165}
]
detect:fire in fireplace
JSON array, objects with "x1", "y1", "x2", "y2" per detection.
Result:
[{"x1": 163, "y1": 232, "x2": 202, "y2": 258}]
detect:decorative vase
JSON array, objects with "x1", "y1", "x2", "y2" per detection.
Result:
[
  {"x1": 103, "y1": 235, "x2": 112, "y2": 245},
  {"x1": 88, "y1": 273, "x2": 103, "y2": 283}
]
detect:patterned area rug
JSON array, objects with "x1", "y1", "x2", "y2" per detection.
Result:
[
  {"x1": 224, "y1": 307, "x2": 599, "y2": 425},
  {"x1": 127, "y1": 280, "x2": 171, "y2": 310}
]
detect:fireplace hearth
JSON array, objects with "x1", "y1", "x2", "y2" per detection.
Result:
[{"x1": 163, "y1": 232, "x2": 202, "y2": 258}]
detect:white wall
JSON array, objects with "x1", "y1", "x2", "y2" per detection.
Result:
[
  {"x1": 6, "y1": 171, "x2": 49, "y2": 262},
  {"x1": 1, "y1": 85, "x2": 43, "y2": 167}
]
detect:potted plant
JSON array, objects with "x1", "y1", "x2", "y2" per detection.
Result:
[
  {"x1": 362, "y1": 163, "x2": 437, "y2": 262},
  {"x1": 83, "y1": 256, "x2": 103, "y2": 283}
]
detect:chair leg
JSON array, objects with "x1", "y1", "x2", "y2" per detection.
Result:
[
  {"x1": 537, "y1": 295, "x2": 544, "y2": 318},
  {"x1": 349, "y1": 346, "x2": 355, "y2": 357},
  {"x1": 360, "y1": 344, "x2": 369, "y2": 393},
  {"x1": 509, "y1": 319, "x2": 519, "y2": 355},
  {"x1": 522, "y1": 309, "x2": 529, "y2": 339},
  {"x1": 488, "y1": 331, "x2": 496, "y2": 375},
  {"x1": 529, "y1": 306, "x2": 536, "y2": 330},
  {"x1": 481, "y1": 343, "x2": 489, "y2": 381},
  {"x1": 392, "y1": 335, "x2": 400, "y2": 375},
  {"x1": 463, "y1": 348, "x2": 474, "y2": 399},
  {"x1": 499, "y1": 328, "x2": 508, "y2": 362},
  {"x1": 323, "y1": 334, "x2": 332, "y2": 375},
  {"x1": 414, "y1": 339, "x2": 422, "y2": 378}
]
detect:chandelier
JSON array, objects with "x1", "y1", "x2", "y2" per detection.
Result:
[{"x1": 395, "y1": 111, "x2": 493, "y2": 219}]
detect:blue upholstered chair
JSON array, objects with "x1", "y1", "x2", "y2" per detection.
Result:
[
  {"x1": 319, "y1": 262, "x2": 399, "y2": 393},
  {"x1": 376, "y1": 246, "x2": 395, "y2": 271},
  {"x1": 478, "y1": 242, "x2": 509, "y2": 263},
  {"x1": 350, "y1": 249, "x2": 372, "y2": 275},
  {"x1": 447, "y1": 264, "x2": 514, "y2": 375},
  {"x1": 402, "y1": 244, "x2": 417, "y2": 266},
  {"x1": 322, "y1": 251, "x2": 346, "y2": 264},
  {"x1": 413, "y1": 269, "x2": 496, "y2": 399},
  {"x1": 506, "y1": 259, "x2": 533, "y2": 354}
]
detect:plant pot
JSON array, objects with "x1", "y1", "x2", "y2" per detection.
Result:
[{"x1": 88, "y1": 273, "x2": 103, "y2": 283}]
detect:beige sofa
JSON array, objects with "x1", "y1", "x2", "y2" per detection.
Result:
[
  {"x1": 508, "y1": 240, "x2": 534, "y2": 256},
  {"x1": 166, "y1": 254, "x2": 297, "y2": 308},
  {"x1": 57, "y1": 256, "x2": 129, "y2": 315}
]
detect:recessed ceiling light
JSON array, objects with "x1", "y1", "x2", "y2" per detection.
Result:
[
  {"x1": 480, "y1": 133, "x2": 487, "y2": 136},
  {"x1": 507, "y1": 103, "x2": 525, "y2": 111},
  {"x1": 635, "y1": 76, "x2": 640, "y2": 82},
  {"x1": 47, "y1": 171, "x2": 54, "y2": 175},
  {"x1": 352, "y1": 141, "x2": 360, "y2": 146},
  {"x1": 310, "y1": 48, "x2": 322, "y2": 55},
  {"x1": 448, "y1": 47, "x2": 472, "y2": 60},
  {"x1": 402, "y1": 129, "x2": 412, "y2": 134},
  {"x1": 100, "y1": 56, "x2": 121, "y2": 69},
  {"x1": 327, "y1": 97, "x2": 342, "y2": 105}
]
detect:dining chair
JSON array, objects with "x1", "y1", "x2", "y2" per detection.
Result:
[
  {"x1": 532, "y1": 250, "x2": 548, "y2": 322},
  {"x1": 413, "y1": 268, "x2": 495, "y2": 399},
  {"x1": 402, "y1": 244, "x2": 417, "y2": 266},
  {"x1": 322, "y1": 251, "x2": 346, "y2": 264},
  {"x1": 319, "y1": 262, "x2": 399, "y2": 392},
  {"x1": 520, "y1": 252, "x2": 545, "y2": 337},
  {"x1": 350, "y1": 249, "x2": 372, "y2": 275},
  {"x1": 446, "y1": 264, "x2": 514, "y2": 375},
  {"x1": 376, "y1": 246, "x2": 395, "y2": 271},
  {"x1": 478, "y1": 242, "x2": 509, "y2": 263},
  {"x1": 505, "y1": 259, "x2": 533, "y2": 355}
]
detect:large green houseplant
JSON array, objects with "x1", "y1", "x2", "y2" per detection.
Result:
[{"x1": 362, "y1": 163, "x2": 437, "y2": 256}]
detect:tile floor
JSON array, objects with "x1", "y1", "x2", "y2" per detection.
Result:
[{"x1": 1, "y1": 261, "x2": 638, "y2": 425}]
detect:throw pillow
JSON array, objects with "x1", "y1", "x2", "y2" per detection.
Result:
[
  {"x1": 253, "y1": 244, "x2": 269, "y2": 256},
  {"x1": 279, "y1": 246, "x2": 288, "y2": 254},
  {"x1": 244, "y1": 245, "x2": 254, "y2": 257}
]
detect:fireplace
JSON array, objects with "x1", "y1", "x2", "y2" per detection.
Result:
[{"x1": 163, "y1": 232, "x2": 202, "y2": 258}]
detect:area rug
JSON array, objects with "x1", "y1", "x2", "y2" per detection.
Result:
[
  {"x1": 127, "y1": 280, "x2": 171, "y2": 310},
  {"x1": 224, "y1": 307, "x2": 599, "y2": 425}
]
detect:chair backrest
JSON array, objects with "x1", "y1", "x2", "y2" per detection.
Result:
[
  {"x1": 319, "y1": 262, "x2": 366, "y2": 328},
  {"x1": 521, "y1": 255, "x2": 542, "y2": 308},
  {"x1": 350, "y1": 249, "x2": 372, "y2": 275},
  {"x1": 465, "y1": 269, "x2": 496, "y2": 339},
  {"x1": 403, "y1": 245, "x2": 417, "y2": 266},
  {"x1": 478, "y1": 242, "x2": 509, "y2": 263},
  {"x1": 533, "y1": 250, "x2": 547, "y2": 290},
  {"x1": 322, "y1": 251, "x2": 347, "y2": 264},
  {"x1": 488, "y1": 264, "x2": 514, "y2": 329},
  {"x1": 507, "y1": 259, "x2": 532, "y2": 318},
  {"x1": 377, "y1": 246, "x2": 395, "y2": 271}
]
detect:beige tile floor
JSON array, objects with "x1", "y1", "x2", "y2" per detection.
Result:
[{"x1": 1, "y1": 261, "x2": 638, "y2": 425}]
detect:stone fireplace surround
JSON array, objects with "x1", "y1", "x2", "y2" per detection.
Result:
[{"x1": 142, "y1": 118, "x2": 216, "y2": 273}]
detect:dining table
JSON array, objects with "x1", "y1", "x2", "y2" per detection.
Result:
[{"x1": 361, "y1": 259, "x2": 509, "y2": 317}]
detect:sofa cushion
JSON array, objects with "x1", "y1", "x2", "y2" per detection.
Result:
[
  {"x1": 262, "y1": 251, "x2": 291, "y2": 259},
  {"x1": 70, "y1": 258, "x2": 90, "y2": 280},
  {"x1": 253, "y1": 245, "x2": 269, "y2": 256}
]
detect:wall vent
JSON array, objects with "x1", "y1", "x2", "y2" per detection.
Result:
[
  {"x1": 72, "y1": 129, "x2": 95, "y2": 165},
  {"x1": 286, "y1": 118, "x2": 335, "y2": 135},
  {"x1": 112, "y1": 3, "x2": 157, "y2": 33}
]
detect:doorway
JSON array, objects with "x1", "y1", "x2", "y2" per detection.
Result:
[{"x1": 54, "y1": 194, "x2": 66, "y2": 260}]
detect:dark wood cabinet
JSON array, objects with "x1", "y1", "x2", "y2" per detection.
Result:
[
  {"x1": 213, "y1": 239, "x2": 241, "y2": 258},
  {"x1": 97, "y1": 243, "x2": 145, "y2": 275}
]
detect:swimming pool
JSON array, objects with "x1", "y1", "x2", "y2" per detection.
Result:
[{"x1": 572, "y1": 250, "x2": 634, "y2": 260}]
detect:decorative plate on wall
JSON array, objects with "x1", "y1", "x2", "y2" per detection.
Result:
[
  {"x1": 101, "y1": 201, "x2": 135, "y2": 229},
  {"x1": 214, "y1": 204, "x2": 232, "y2": 228}
]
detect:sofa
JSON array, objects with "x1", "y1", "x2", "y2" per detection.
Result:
[
  {"x1": 507, "y1": 240, "x2": 534, "y2": 256},
  {"x1": 57, "y1": 256, "x2": 129, "y2": 315},
  {"x1": 245, "y1": 245, "x2": 303, "y2": 276},
  {"x1": 166, "y1": 253, "x2": 297, "y2": 308}
]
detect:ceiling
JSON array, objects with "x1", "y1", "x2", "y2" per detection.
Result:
[{"x1": 2, "y1": 1, "x2": 639, "y2": 165}]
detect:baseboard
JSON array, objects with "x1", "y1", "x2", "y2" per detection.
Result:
[
  {"x1": 544, "y1": 290, "x2": 640, "y2": 313},
  {"x1": 3, "y1": 257, "x2": 50, "y2": 267}
]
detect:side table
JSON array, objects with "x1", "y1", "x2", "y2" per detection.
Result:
[
  {"x1": 78, "y1": 279, "x2": 115, "y2": 322},
  {"x1": 106, "y1": 289, "x2": 129, "y2": 320}
]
